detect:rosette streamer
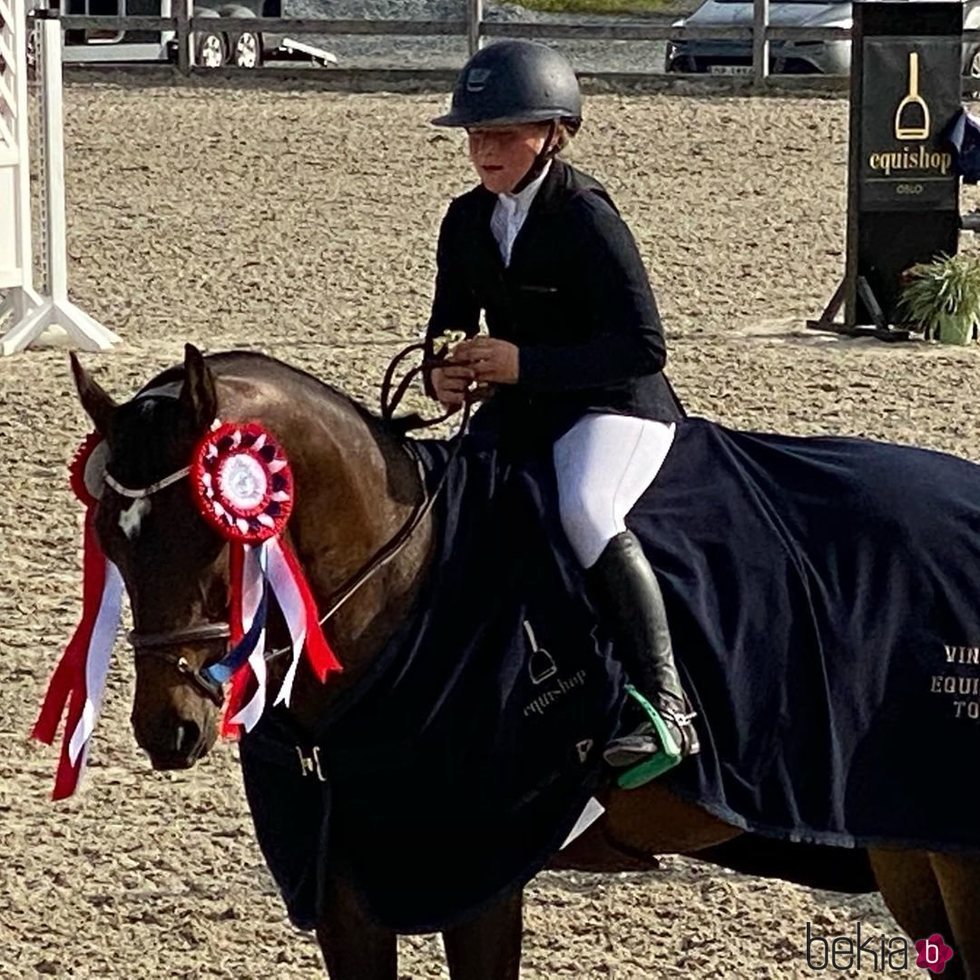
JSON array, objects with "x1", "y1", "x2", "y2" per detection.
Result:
[{"x1": 32, "y1": 435, "x2": 124, "y2": 800}]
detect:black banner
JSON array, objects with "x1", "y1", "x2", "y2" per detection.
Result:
[{"x1": 859, "y1": 37, "x2": 960, "y2": 212}]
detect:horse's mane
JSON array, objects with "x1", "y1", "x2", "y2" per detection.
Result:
[{"x1": 139, "y1": 349, "x2": 403, "y2": 446}]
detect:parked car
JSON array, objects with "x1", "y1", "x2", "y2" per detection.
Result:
[{"x1": 665, "y1": 0, "x2": 980, "y2": 77}]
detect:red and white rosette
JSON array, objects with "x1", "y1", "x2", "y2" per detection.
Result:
[
  {"x1": 33, "y1": 433, "x2": 124, "y2": 800},
  {"x1": 190, "y1": 421, "x2": 341, "y2": 735},
  {"x1": 191, "y1": 421, "x2": 294, "y2": 543}
]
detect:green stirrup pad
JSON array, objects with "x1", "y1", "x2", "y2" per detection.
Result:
[{"x1": 616, "y1": 684, "x2": 683, "y2": 791}]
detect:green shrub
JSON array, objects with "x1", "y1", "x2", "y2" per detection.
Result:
[{"x1": 898, "y1": 252, "x2": 980, "y2": 345}]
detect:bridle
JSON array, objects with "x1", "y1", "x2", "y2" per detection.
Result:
[
  {"x1": 129, "y1": 623, "x2": 231, "y2": 706},
  {"x1": 109, "y1": 346, "x2": 471, "y2": 705}
]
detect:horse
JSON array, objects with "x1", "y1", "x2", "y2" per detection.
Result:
[{"x1": 67, "y1": 343, "x2": 980, "y2": 980}]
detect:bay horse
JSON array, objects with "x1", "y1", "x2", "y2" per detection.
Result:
[{"x1": 68, "y1": 344, "x2": 980, "y2": 980}]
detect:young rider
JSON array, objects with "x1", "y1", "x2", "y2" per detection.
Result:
[{"x1": 424, "y1": 40, "x2": 699, "y2": 783}]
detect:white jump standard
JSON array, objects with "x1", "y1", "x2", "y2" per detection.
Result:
[
  {"x1": 0, "y1": 0, "x2": 118, "y2": 356},
  {"x1": 0, "y1": 0, "x2": 41, "y2": 328}
]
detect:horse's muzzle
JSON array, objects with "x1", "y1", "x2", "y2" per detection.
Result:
[{"x1": 136, "y1": 717, "x2": 214, "y2": 770}]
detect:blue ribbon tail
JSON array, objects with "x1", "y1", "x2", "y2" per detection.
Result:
[{"x1": 203, "y1": 582, "x2": 269, "y2": 685}]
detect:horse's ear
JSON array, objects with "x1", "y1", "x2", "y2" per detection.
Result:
[
  {"x1": 70, "y1": 352, "x2": 117, "y2": 435},
  {"x1": 179, "y1": 343, "x2": 218, "y2": 432}
]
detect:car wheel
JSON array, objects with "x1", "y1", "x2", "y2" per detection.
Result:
[
  {"x1": 197, "y1": 30, "x2": 226, "y2": 68},
  {"x1": 194, "y1": 8, "x2": 227, "y2": 69},
  {"x1": 217, "y1": 5, "x2": 263, "y2": 69},
  {"x1": 232, "y1": 30, "x2": 261, "y2": 68}
]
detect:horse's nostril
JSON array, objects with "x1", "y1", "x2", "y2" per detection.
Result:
[{"x1": 174, "y1": 720, "x2": 201, "y2": 755}]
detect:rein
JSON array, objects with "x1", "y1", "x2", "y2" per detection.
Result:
[
  {"x1": 291, "y1": 338, "x2": 474, "y2": 622},
  {"x1": 379, "y1": 341, "x2": 459, "y2": 433},
  {"x1": 118, "y1": 342, "x2": 472, "y2": 699}
]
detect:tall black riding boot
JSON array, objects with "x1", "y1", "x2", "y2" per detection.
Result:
[{"x1": 587, "y1": 530, "x2": 699, "y2": 779}]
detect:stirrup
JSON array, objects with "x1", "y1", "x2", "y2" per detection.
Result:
[{"x1": 614, "y1": 685, "x2": 685, "y2": 790}]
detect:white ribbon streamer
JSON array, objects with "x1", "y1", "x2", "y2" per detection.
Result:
[
  {"x1": 267, "y1": 538, "x2": 309, "y2": 707},
  {"x1": 230, "y1": 543, "x2": 270, "y2": 731},
  {"x1": 67, "y1": 561, "x2": 124, "y2": 768}
]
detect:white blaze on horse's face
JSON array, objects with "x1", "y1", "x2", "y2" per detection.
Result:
[
  {"x1": 79, "y1": 438, "x2": 152, "y2": 538},
  {"x1": 119, "y1": 497, "x2": 151, "y2": 540}
]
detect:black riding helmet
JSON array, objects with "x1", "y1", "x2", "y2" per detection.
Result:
[{"x1": 431, "y1": 40, "x2": 583, "y2": 132}]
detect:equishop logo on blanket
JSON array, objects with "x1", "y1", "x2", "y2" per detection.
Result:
[
  {"x1": 519, "y1": 620, "x2": 588, "y2": 719},
  {"x1": 522, "y1": 669, "x2": 587, "y2": 718},
  {"x1": 804, "y1": 924, "x2": 954, "y2": 974}
]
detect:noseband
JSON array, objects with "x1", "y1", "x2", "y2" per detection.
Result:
[{"x1": 128, "y1": 622, "x2": 231, "y2": 706}]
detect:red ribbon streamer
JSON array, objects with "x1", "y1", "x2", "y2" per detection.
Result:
[
  {"x1": 221, "y1": 540, "x2": 251, "y2": 737},
  {"x1": 277, "y1": 539, "x2": 342, "y2": 682},
  {"x1": 32, "y1": 510, "x2": 107, "y2": 800}
]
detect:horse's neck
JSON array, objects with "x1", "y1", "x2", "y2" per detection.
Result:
[{"x1": 242, "y1": 383, "x2": 435, "y2": 731}]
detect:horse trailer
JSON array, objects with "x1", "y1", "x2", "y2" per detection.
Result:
[{"x1": 32, "y1": 0, "x2": 338, "y2": 69}]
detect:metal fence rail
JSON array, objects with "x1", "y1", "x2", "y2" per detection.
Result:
[{"x1": 38, "y1": 0, "x2": 980, "y2": 92}]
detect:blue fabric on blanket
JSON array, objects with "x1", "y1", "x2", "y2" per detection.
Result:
[
  {"x1": 633, "y1": 419, "x2": 980, "y2": 851},
  {"x1": 238, "y1": 417, "x2": 980, "y2": 934}
]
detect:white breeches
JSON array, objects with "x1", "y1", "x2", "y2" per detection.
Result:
[{"x1": 553, "y1": 415, "x2": 676, "y2": 569}]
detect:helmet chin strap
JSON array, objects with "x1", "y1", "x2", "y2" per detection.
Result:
[{"x1": 510, "y1": 120, "x2": 558, "y2": 194}]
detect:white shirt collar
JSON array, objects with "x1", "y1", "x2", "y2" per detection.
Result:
[
  {"x1": 497, "y1": 159, "x2": 552, "y2": 213},
  {"x1": 490, "y1": 160, "x2": 552, "y2": 266}
]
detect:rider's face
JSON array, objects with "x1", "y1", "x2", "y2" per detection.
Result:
[{"x1": 467, "y1": 123, "x2": 551, "y2": 194}]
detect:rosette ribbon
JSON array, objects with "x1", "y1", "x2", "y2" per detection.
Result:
[
  {"x1": 191, "y1": 421, "x2": 342, "y2": 735},
  {"x1": 32, "y1": 434, "x2": 124, "y2": 800}
]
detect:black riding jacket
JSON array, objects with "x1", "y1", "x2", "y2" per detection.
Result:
[{"x1": 425, "y1": 158, "x2": 684, "y2": 448}]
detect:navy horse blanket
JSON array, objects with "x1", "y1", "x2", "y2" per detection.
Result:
[{"x1": 239, "y1": 417, "x2": 980, "y2": 933}]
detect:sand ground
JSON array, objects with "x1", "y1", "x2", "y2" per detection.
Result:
[{"x1": 2, "y1": 76, "x2": 979, "y2": 978}]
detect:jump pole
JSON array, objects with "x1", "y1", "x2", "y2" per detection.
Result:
[{"x1": 0, "y1": 0, "x2": 119, "y2": 356}]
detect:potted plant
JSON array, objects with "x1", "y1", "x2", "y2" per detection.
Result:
[{"x1": 898, "y1": 252, "x2": 980, "y2": 345}]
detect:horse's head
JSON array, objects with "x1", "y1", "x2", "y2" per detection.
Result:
[{"x1": 72, "y1": 344, "x2": 228, "y2": 770}]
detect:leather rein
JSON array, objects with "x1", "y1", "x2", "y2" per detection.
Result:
[{"x1": 121, "y1": 342, "x2": 469, "y2": 704}]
